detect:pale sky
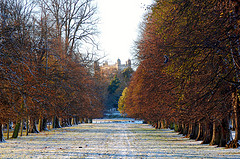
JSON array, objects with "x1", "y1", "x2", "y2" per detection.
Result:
[{"x1": 96, "y1": 0, "x2": 153, "y2": 64}]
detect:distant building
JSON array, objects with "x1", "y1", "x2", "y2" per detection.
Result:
[
  {"x1": 116, "y1": 59, "x2": 131, "y2": 71},
  {"x1": 94, "y1": 59, "x2": 131, "y2": 79}
]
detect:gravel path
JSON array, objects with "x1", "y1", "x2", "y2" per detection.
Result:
[{"x1": 0, "y1": 118, "x2": 240, "y2": 158}]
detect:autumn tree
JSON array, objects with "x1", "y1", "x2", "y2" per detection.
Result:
[
  {"x1": 118, "y1": 87, "x2": 128, "y2": 116},
  {"x1": 0, "y1": 0, "x2": 103, "y2": 142},
  {"x1": 126, "y1": 0, "x2": 240, "y2": 148}
]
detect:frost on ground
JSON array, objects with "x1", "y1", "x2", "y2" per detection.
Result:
[{"x1": 0, "y1": 119, "x2": 240, "y2": 159}]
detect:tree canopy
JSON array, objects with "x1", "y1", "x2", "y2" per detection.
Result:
[
  {"x1": 125, "y1": 0, "x2": 240, "y2": 148},
  {"x1": 0, "y1": 0, "x2": 104, "y2": 141}
]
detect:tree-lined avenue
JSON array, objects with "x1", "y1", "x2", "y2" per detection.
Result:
[{"x1": 0, "y1": 119, "x2": 240, "y2": 158}]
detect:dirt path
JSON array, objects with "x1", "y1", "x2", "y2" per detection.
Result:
[{"x1": 0, "y1": 119, "x2": 240, "y2": 158}]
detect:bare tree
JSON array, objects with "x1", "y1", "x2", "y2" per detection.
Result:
[{"x1": 40, "y1": 0, "x2": 99, "y2": 63}]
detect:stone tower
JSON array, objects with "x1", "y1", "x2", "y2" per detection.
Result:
[
  {"x1": 127, "y1": 59, "x2": 131, "y2": 67},
  {"x1": 117, "y1": 58, "x2": 121, "y2": 65}
]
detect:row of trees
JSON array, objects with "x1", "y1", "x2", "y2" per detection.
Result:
[
  {"x1": 0, "y1": 0, "x2": 103, "y2": 142},
  {"x1": 123, "y1": 0, "x2": 240, "y2": 148}
]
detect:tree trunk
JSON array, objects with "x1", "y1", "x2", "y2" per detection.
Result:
[
  {"x1": 76, "y1": 117, "x2": 80, "y2": 124},
  {"x1": 42, "y1": 117, "x2": 48, "y2": 131},
  {"x1": 80, "y1": 117, "x2": 83, "y2": 123},
  {"x1": 157, "y1": 121, "x2": 161, "y2": 129},
  {"x1": 38, "y1": 117, "x2": 43, "y2": 132},
  {"x1": 50, "y1": 116, "x2": 61, "y2": 129},
  {"x1": 210, "y1": 121, "x2": 221, "y2": 146},
  {"x1": 233, "y1": 89, "x2": 240, "y2": 140},
  {"x1": 20, "y1": 119, "x2": 23, "y2": 136},
  {"x1": 219, "y1": 117, "x2": 231, "y2": 147},
  {"x1": 179, "y1": 123, "x2": 184, "y2": 134},
  {"x1": 165, "y1": 120, "x2": 169, "y2": 129},
  {"x1": 189, "y1": 122, "x2": 198, "y2": 139},
  {"x1": 231, "y1": 116, "x2": 235, "y2": 131},
  {"x1": 54, "y1": 117, "x2": 61, "y2": 128},
  {"x1": 71, "y1": 118, "x2": 75, "y2": 125},
  {"x1": 7, "y1": 120, "x2": 10, "y2": 139},
  {"x1": 202, "y1": 122, "x2": 213, "y2": 144},
  {"x1": 26, "y1": 115, "x2": 29, "y2": 136},
  {"x1": 196, "y1": 122, "x2": 204, "y2": 141},
  {"x1": 51, "y1": 116, "x2": 55, "y2": 129},
  {"x1": 187, "y1": 123, "x2": 193, "y2": 138},
  {"x1": 12, "y1": 121, "x2": 21, "y2": 138},
  {"x1": 183, "y1": 124, "x2": 188, "y2": 136},
  {"x1": 59, "y1": 118, "x2": 63, "y2": 127},
  {"x1": 84, "y1": 118, "x2": 88, "y2": 123},
  {"x1": 175, "y1": 122, "x2": 182, "y2": 132},
  {"x1": 0, "y1": 124, "x2": 6, "y2": 142},
  {"x1": 160, "y1": 120, "x2": 165, "y2": 129},
  {"x1": 29, "y1": 117, "x2": 39, "y2": 133}
]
